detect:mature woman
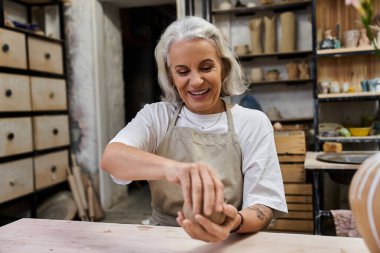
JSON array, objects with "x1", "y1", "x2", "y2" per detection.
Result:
[{"x1": 101, "y1": 16, "x2": 287, "y2": 242}]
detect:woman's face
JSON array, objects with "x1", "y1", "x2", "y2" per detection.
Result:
[{"x1": 168, "y1": 39, "x2": 223, "y2": 115}]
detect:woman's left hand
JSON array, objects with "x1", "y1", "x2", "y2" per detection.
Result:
[{"x1": 176, "y1": 203, "x2": 238, "y2": 242}]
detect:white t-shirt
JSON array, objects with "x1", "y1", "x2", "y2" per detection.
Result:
[{"x1": 110, "y1": 102, "x2": 288, "y2": 216}]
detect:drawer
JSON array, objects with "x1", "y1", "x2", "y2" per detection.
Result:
[
  {"x1": 28, "y1": 37, "x2": 63, "y2": 74},
  {"x1": 0, "y1": 158, "x2": 33, "y2": 204},
  {"x1": 0, "y1": 117, "x2": 33, "y2": 157},
  {"x1": 0, "y1": 73, "x2": 31, "y2": 112},
  {"x1": 31, "y1": 77, "x2": 67, "y2": 111},
  {"x1": 34, "y1": 150, "x2": 68, "y2": 190},
  {"x1": 0, "y1": 28, "x2": 27, "y2": 69},
  {"x1": 33, "y1": 115, "x2": 69, "y2": 150}
]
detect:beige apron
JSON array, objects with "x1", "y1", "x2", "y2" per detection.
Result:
[{"x1": 149, "y1": 101, "x2": 243, "y2": 226}]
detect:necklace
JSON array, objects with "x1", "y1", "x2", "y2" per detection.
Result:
[{"x1": 182, "y1": 107, "x2": 223, "y2": 130}]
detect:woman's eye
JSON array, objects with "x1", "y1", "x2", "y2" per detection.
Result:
[
  {"x1": 177, "y1": 71, "x2": 189, "y2": 76},
  {"x1": 201, "y1": 66, "x2": 212, "y2": 72}
]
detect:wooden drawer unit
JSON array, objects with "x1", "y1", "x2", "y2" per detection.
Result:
[
  {"x1": 0, "y1": 28, "x2": 27, "y2": 69},
  {"x1": 0, "y1": 117, "x2": 33, "y2": 157},
  {"x1": 34, "y1": 150, "x2": 68, "y2": 190},
  {"x1": 31, "y1": 77, "x2": 67, "y2": 111},
  {"x1": 27, "y1": 37, "x2": 63, "y2": 74},
  {"x1": 0, "y1": 158, "x2": 33, "y2": 204},
  {"x1": 33, "y1": 115, "x2": 69, "y2": 150},
  {"x1": 0, "y1": 73, "x2": 31, "y2": 112}
]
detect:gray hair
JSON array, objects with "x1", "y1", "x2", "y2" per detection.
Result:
[{"x1": 154, "y1": 16, "x2": 247, "y2": 104}]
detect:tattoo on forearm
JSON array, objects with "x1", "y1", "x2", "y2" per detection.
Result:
[{"x1": 248, "y1": 205, "x2": 274, "y2": 228}]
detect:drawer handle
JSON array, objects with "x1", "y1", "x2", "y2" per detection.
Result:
[
  {"x1": 53, "y1": 128, "x2": 59, "y2": 135},
  {"x1": 2, "y1": 43, "x2": 10, "y2": 53},
  {"x1": 5, "y1": 89, "x2": 13, "y2": 97},
  {"x1": 49, "y1": 92, "x2": 55, "y2": 99},
  {"x1": 44, "y1": 52, "x2": 51, "y2": 60},
  {"x1": 7, "y1": 132, "x2": 15, "y2": 140},
  {"x1": 9, "y1": 180, "x2": 15, "y2": 187},
  {"x1": 51, "y1": 165, "x2": 57, "y2": 173}
]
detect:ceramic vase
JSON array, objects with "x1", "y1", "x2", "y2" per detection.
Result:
[
  {"x1": 349, "y1": 152, "x2": 380, "y2": 253},
  {"x1": 280, "y1": 12, "x2": 296, "y2": 52},
  {"x1": 286, "y1": 61, "x2": 298, "y2": 80},
  {"x1": 249, "y1": 18, "x2": 263, "y2": 54},
  {"x1": 251, "y1": 68, "x2": 263, "y2": 82},
  {"x1": 264, "y1": 16, "x2": 276, "y2": 54}
]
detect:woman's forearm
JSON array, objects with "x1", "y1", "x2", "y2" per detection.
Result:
[
  {"x1": 233, "y1": 204, "x2": 274, "y2": 233},
  {"x1": 100, "y1": 142, "x2": 178, "y2": 181}
]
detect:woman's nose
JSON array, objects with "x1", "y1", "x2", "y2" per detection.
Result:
[{"x1": 189, "y1": 72, "x2": 204, "y2": 86}]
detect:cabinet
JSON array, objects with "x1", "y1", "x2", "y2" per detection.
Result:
[
  {"x1": 313, "y1": 0, "x2": 380, "y2": 151},
  {"x1": 206, "y1": 0, "x2": 316, "y2": 123},
  {"x1": 0, "y1": 0, "x2": 70, "y2": 219}
]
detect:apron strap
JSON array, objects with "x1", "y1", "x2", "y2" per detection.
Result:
[
  {"x1": 168, "y1": 100, "x2": 235, "y2": 132},
  {"x1": 168, "y1": 102, "x2": 183, "y2": 128},
  {"x1": 225, "y1": 101, "x2": 235, "y2": 133}
]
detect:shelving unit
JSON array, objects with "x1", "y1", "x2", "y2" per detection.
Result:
[
  {"x1": 313, "y1": 0, "x2": 380, "y2": 151},
  {"x1": 0, "y1": 0, "x2": 71, "y2": 221}
]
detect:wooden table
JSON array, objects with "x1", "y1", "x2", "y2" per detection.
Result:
[
  {"x1": 304, "y1": 151, "x2": 365, "y2": 235},
  {"x1": 0, "y1": 218, "x2": 370, "y2": 253}
]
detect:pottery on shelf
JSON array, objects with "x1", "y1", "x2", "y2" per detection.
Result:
[
  {"x1": 234, "y1": 44, "x2": 250, "y2": 56},
  {"x1": 344, "y1": 29, "x2": 360, "y2": 48},
  {"x1": 280, "y1": 12, "x2": 296, "y2": 52},
  {"x1": 249, "y1": 18, "x2": 263, "y2": 54},
  {"x1": 298, "y1": 61, "x2": 310, "y2": 79},
  {"x1": 251, "y1": 68, "x2": 263, "y2": 82},
  {"x1": 265, "y1": 69, "x2": 280, "y2": 81},
  {"x1": 286, "y1": 61, "x2": 298, "y2": 80},
  {"x1": 264, "y1": 16, "x2": 276, "y2": 54},
  {"x1": 349, "y1": 152, "x2": 380, "y2": 253}
]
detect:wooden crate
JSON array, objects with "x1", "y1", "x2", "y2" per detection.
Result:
[
  {"x1": 268, "y1": 130, "x2": 314, "y2": 233},
  {"x1": 275, "y1": 131, "x2": 306, "y2": 155}
]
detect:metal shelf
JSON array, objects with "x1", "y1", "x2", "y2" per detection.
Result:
[
  {"x1": 317, "y1": 136, "x2": 380, "y2": 143},
  {"x1": 317, "y1": 92, "x2": 380, "y2": 102},
  {"x1": 317, "y1": 46, "x2": 378, "y2": 57},
  {"x1": 270, "y1": 117, "x2": 313, "y2": 123},
  {"x1": 212, "y1": 0, "x2": 311, "y2": 15},
  {"x1": 238, "y1": 50, "x2": 313, "y2": 60},
  {"x1": 251, "y1": 79, "x2": 313, "y2": 85},
  {"x1": 2, "y1": 26, "x2": 64, "y2": 43}
]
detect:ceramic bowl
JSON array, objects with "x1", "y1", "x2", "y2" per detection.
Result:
[{"x1": 348, "y1": 127, "x2": 371, "y2": 136}]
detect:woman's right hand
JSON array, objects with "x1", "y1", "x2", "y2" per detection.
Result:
[{"x1": 165, "y1": 162, "x2": 224, "y2": 216}]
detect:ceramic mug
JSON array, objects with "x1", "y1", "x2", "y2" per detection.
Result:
[
  {"x1": 250, "y1": 68, "x2": 263, "y2": 82},
  {"x1": 234, "y1": 44, "x2": 249, "y2": 56},
  {"x1": 344, "y1": 30, "x2": 360, "y2": 48},
  {"x1": 361, "y1": 80, "x2": 369, "y2": 92}
]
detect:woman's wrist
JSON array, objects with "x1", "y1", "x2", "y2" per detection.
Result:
[{"x1": 230, "y1": 212, "x2": 244, "y2": 233}]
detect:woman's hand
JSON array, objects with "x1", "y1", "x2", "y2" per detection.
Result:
[
  {"x1": 176, "y1": 203, "x2": 239, "y2": 243},
  {"x1": 165, "y1": 162, "x2": 224, "y2": 216}
]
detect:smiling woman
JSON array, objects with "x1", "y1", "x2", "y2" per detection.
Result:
[{"x1": 101, "y1": 16, "x2": 287, "y2": 243}]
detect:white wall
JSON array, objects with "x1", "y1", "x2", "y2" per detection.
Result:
[{"x1": 65, "y1": 0, "x2": 126, "y2": 208}]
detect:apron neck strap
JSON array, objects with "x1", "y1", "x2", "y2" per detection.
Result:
[{"x1": 169, "y1": 100, "x2": 235, "y2": 132}]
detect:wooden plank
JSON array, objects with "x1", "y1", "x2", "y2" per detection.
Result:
[
  {"x1": 284, "y1": 211, "x2": 313, "y2": 220},
  {"x1": 287, "y1": 203, "x2": 313, "y2": 211},
  {"x1": 284, "y1": 184, "x2": 312, "y2": 195},
  {"x1": 0, "y1": 218, "x2": 370, "y2": 253},
  {"x1": 267, "y1": 219, "x2": 314, "y2": 232},
  {"x1": 275, "y1": 131, "x2": 306, "y2": 154},
  {"x1": 280, "y1": 164, "x2": 306, "y2": 183},
  {"x1": 286, "y1": 195, "x2": 313, "y2": 203},
  {"x1": 278, "y1": 154, "x2": 305, "y2": 163}
]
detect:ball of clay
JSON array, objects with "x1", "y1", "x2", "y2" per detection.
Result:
[{"x1": 182, "y1": 204, "x2": 226, "y2": 225}]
